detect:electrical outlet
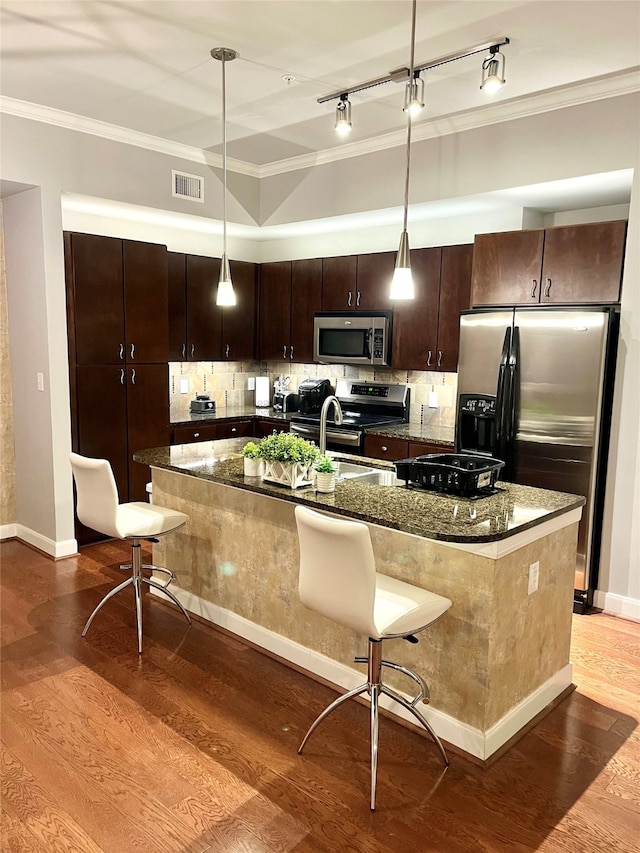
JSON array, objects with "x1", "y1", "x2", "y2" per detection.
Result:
[
  {"x1": 428, "y1": 389, "x2": 439, "y2": 408},
  {"x1": 247, "y1": 377, "x2": 255, "y2": 390},
  {"x1": 179, "y1": 378, "x2": 189, "y2": 394},
  {"x1": 528, "y1": 561, "x2": 539, "y2": 595}
]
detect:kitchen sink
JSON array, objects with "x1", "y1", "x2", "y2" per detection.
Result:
[{"x1": 335, "y1": 461, "x2": 399, "y2": 486}]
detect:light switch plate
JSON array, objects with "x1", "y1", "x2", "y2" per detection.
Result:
[
  {"x1": 247, "y1": 377, "x2": 256, "y2": 390},
  {"x1": 428, "y1": 390, "x2": 439, "y2": 408},
  {"x1": 180, "y1": 378, "x2": 189, "y2": 394}
]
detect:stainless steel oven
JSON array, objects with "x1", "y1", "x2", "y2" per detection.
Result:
[{"x1": 290, "y1": 379, "x2": 410, "y2": 455}]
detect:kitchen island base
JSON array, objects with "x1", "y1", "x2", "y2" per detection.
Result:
[{"x1": 147, "y1": 465, "x2": 581, "y2": 762}]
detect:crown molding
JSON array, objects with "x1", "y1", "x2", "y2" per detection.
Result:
[
  {"x1": 0, "y1": 96, "x2": 261, "y2": 179},
  {"x1": 1, "y1": 67, "x2": 638, "y2": 181}
]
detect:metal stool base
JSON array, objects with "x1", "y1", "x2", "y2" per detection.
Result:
[
  {"x1": 82, "y1": 539, "x2": 191, "y2": 654},
  {"x1": 298, "y1": 637, "x2": 448, "y2": 810}
]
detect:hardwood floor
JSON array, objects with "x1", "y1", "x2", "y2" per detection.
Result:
[{"x1": 1, "y1": 538, "x2": 638, "y2": 853}]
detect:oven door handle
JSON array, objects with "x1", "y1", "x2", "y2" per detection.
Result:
[{"x1": 290, "y1": 423, "x2": 362, "y2": 446}]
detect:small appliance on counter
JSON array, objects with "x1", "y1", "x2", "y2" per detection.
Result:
[
  {"x1": 394, "y1": 454, "x2": 504, "y2": 498},
  {"x1": 273, "y1": 391, "x2": 299, "y2": 413},
  {"x1": 190, "y1": 395, "x2": 216, "y2": 414},
  {"x1": 297, "y1": 377, "x2": 332, "y2": 414}
]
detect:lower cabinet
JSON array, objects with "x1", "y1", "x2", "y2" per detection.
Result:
[
  {"x1": 364, "y1": 434, "x2": 455, "y2": 461},
  {"x1": 74, "y1": 363, "x2": 170, "y2": 543},
  {"x1": 255, "y1": 418, "x2": 289, "y2": 438},
  {"x1": 172, "y1": 418, "x2": 255, "y2": 445}
]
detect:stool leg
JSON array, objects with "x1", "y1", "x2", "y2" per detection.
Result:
[
  {"x1": 141, "y1": 577, "x2": 192, "y2": 625},
  {"x1": 368, "y1": 639, "x2": 383, "y2": 810},
  {"x1": 132, "y1": 542, "x2": 144, "y2": 655},
  {"x1": 298, "y1": 683, "x2": 368, "y2": 754},
  {"x1": 82, "y1": 576, "x2": 134, "y2": 637},
  {"x1": 381, "y1": 684, "x2": 449, "y2": 767}
]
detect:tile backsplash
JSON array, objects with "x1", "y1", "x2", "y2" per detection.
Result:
[{"x1": 169, "y1": 361, "x2": 457, "y2": 432}]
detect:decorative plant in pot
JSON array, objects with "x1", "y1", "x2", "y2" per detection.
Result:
[
  {"x1": 256, "y1": 432, "x2": 319, "y2": 489},
  {"x1": 241, "y1": 441, "x2": 262, "y2": 477},
  {"x1": 313, "y1": 455, "x2": 338, "y2": 493}
]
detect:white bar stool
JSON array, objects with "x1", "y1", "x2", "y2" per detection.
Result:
[
  {"x1": 70, "y1": 453, "x2": 191, "y2": 654},
  {"x1": 294, "y1": 505, "x2": 452, "y2": 810}
]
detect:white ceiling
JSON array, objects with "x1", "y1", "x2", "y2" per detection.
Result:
[{"x1": 0, "y1": 1, "x2": 639, "y2": 213}]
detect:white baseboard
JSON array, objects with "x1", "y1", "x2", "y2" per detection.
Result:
[
  {"x1": 150, "y1": 582, "x2": 573, "y2": 761},
  {"x1": 0, "y1": 523, "x2": 17, "y2": 541},
  {"x1": 593, "y1": 590, "x2": 640, "y2": 621},
  {"x1": 14, "y1": 524, "x2": 77, "y2": 559}
]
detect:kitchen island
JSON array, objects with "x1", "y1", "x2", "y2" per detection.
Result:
[{"x1": 135, "y1": 439, "x2": 585, "y2": 762}]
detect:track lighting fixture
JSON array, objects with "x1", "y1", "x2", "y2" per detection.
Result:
[
  {"x1": 480, "y1": 45, "x2": 506, "y2": 94},
  {"x1": 334, "y1": 95, "x2": 352, "y2": 136},
  {"x1": 211, "y1": 46, "x2": 237, "y2": 307},
  {"x1": 403, "y1": 74, "x2": 425, "y2": 118}
]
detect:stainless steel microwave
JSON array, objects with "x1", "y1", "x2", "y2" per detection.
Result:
[{"x1": 313, "y1": 311, "x2": 393, "y2": 366}]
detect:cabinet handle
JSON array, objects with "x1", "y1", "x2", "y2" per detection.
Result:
[
  {"x1": 225, "y1": 344, "x2": 230, "y2": 358},
  {"x1": 290, "y1": 345, "x2": 294, "y2": 360},
  {"x1": 356, "y1": 291, "x2": 361, "y2": 307},
  {"x1": 194, "y1": 432, "x2": 200, "y2": 438},
  {"x1": 120, "y1": 368, "x2": 125, "y2": 384},
  {"x1": 130, "y1": 343, "x2": 135, "y2": 359},
  {"x1": 190, "y1": 344, "x2": 195, "y2": 358},
  {"x1": 130, "y1": 368, "x2": 136, "y2": 385},
  {"x1": 437, "y1": 351, "x2": 442, "y2": 368},
  {"x1": 347, "y1": 291, "x2": 352, "y2": 307},
  {"x1": 231, "y1": 427, "x2": 237, "y2": 433},
  {"x1": 427, "y1": 350, "x2": 432, "y2": 367},
  {"x1": 182, "y1": 344, "x2": 186, "y2": 359},
  {"x1": 119, "y1": 343, "x2": 124, "y2": 360},
  {"x1": 381, "y1": 445, "x2": 388, "y2": 452},
  {"x1": 283, "y1": 345, "x2": 287, "y2": 359},
  {"x1": 544, "y1": 278, "x2": 552, "y2": 297},
  {"x1": 531, "y1": 280, "x2": 538, "y2": 298}
]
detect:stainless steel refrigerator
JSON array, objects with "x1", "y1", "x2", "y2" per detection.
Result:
[{"x1": 455, "y1": 307, "x2": 619, "y2": 613}]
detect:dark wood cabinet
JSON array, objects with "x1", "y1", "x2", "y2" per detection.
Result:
[
  {"x1": 392, "y1": 244, "x2": 472, "y2": 372},
  {"x1": 255, "y1": 418, "x2": 289, "y2": 438},
  {"x1": 472, "y1": 221, "x2": 626, "y2": 306},
  {"x1": 259, "y1": 259, "x2": 321, "y2": 362},
  {"x1": 363, "y1": 434, "x2": 409, "y2": 461},
  {"x1": 408, "y1": 441, "x2": 454, "y2": 457},
  {"x1": 216, "y1": 418, "x2": 253, "y2": 439},
  {"x1": 67, "y1": 233, "x2": 168, "y2": 365},
  {"x1": 172, "y1": 424, "x2": 219, "y2": 444},
  {"x1": 540, "y1": 220, "x2": 627, "y2": 304},
  {"x1": 321, "y1": 255, "x2": 357, "y2": 310},
  {"x1": 186, "y1": 254, "x2": 222, "y2": 361},
  {"x1": 356, "y1": 252, "x2": 395, "y2": 310},
  {"x1": 126, "y1": 364, "x2": 171, "y2": 500},
  {"x1": 291, "y1": 259, "x2": 322, "y2": 363},
  {"x1": 392, "y1": 247, "x2": 441, "y2": 370},
  {"x1": 169, "y1": 253, "x2": 257, "y2": 362},
  {"x1": 172, "y1": 417, "x2": 255, "y2": 445}
]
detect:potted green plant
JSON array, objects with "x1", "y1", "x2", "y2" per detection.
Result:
[
  {"x1": 256, "y1": 432, "x2": 319, "y2": 489},
  {"x1": 313, "y1": 454, "x2": 338, "y2": 493},
  {"x1": 241, "y1": 441, "x2": 262, "y2": 477}
]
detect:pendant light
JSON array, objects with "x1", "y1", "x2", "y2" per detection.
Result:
[
  {"x1": 390, "y1": 0, "x2": 418, "y2": 301},
  {"x1": 211, "y1": 47, "x2": 237, "y2": 306}
]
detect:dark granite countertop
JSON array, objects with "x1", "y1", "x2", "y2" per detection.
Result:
[
  {"x1": 134, "y1": 438, "x2": 584, "y2": 544},
  {"x1": 170, "y1": 405, "x2": 454, "y2": 446}
]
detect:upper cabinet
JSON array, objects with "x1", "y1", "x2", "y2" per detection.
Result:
[
  {"x1": 168, "y1": 252, "x2": 257, "y2": 362},
  {"x1": 321, "y1": 253, "x2": 394, "y2": 310},
  {"x1": 392, "y1": 244, "x2": 472, "y2": 372},
  {"x1": 259, "y1": 259, "x2": 322, "y2": 362},
  {"x1": 66, "y1": 233, "x2": 168, "y2": 365},
  {"x1": 471, "y1": 220, "x2": 627, "y2": 307}
]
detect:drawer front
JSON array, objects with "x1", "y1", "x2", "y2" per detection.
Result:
[
  {"x1": 408, "y1": 441, "x2": 454, "y2": 457},
  {"x1": 216, "y1": 419, "x2": 253, "y2": 439},
  {"x1": 363, "y1": 434, "x2": 409, "y2": 461},
  {"x1": 172, "y1": 424, "x2": 218, "y2": 444},
  {"x1": 255, "y1": 418, "x2": 289, "y2": 438}
]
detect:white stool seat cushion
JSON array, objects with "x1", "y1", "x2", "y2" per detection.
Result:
[
  {"x1": 374, "y1": 573, "x2": 451, "y2": 639},
  {"x1": 116, "y1": 502, "x2": 188, "y2": 539}
]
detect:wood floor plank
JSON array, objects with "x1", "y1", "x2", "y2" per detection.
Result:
[{"x1": 2, "y1": 539, "x2": 639, "y2": 853}]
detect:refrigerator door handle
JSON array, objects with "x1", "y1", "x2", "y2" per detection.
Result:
[
  {"x1": 506, "y1": 326, "x2": 520, "y2": 456},
  {"x1": 495, "y1": 327, "x2": 511, "y2": 454}
]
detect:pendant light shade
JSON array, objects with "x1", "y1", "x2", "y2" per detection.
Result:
[
  {"x1": 211, "y1": 47, "x2": 237, "y2": 307},
  {"x1": 390, "y1": 230, "x2": 415, "y2": 300}
]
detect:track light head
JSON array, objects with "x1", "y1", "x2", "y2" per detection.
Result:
[
  {"x1": 481, "y1": 46, "x2": 506, "y2": 94},
  {"x1": 403, "y1": 75, "x2": 425, "y2": 118},
  {"x1": 334, "y1": 95, "x2": 352, "y2": 136}
]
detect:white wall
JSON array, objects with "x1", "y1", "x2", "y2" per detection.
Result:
[{"x1": 1, "y1": 94, "x2": 638, "y2": 616}]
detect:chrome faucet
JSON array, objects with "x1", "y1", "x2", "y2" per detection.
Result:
[{"x1": 319, "y1": 395, "x2": 343, "y2": 456}]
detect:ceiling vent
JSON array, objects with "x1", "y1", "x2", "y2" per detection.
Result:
[{"x1": 172, "y1": 170, "x2": 204, "y2": 203}]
